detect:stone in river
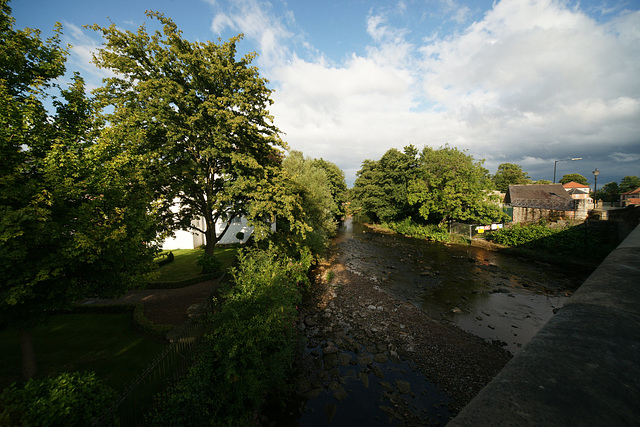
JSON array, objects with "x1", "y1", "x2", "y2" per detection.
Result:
[
  {"x1": 374, "y1": 353, "x2": 388, "y2": 363},
  {"x1": 396, "y1": 380, "x2": 411, "y2": 394}
]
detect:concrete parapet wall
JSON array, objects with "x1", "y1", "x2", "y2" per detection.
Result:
[{"x1": 449, "y1": 224, "x2": 640, "y2": 426}]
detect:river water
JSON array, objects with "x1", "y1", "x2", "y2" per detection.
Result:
[
  {"x1": 267, "y1": 219, "x2": 592, "y2": 426},
  {"x1": 336, "y1": 219, "x2": 590, "y2": 355}
]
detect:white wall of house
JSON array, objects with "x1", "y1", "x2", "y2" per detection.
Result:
[{"x1": 161, "y1": 216, "x2": 253, "y2": 250}]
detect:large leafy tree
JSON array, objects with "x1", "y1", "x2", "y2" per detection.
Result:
[
  {"x1": 597, "y1": 181, "x2": 620, "y2": 203},
  {"x1": 351, "y1": 146, "x2": 420, "y2": 223},
  {"x1": 90, "y1": 12, "x2": 286, "y2": 255},
  {"x1": 560, "y1": 173, "x2": 588, "y2": 185},
  {"x1": 282, "y1": 151, "x2": 337, "y2": 255},
  {"x1": 407, "y1": 145, "x2": 506, "y2": 224},
  {"x1": 1, "y1": 3, "x2": 159, "y2": 379},
  {"x1": 492, "y1": 163, "x2": 531, "y2": 192},
  {"x1": 619, "y1": 176, "x2": 640, "y2": 193},
  {"x1": 311, "y1": 158, "x2": 348, "y2": 221}
]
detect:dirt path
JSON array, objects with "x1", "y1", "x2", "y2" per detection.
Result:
[{"x1": 86, "y1": 280, "x2": 219, "y2": 326}]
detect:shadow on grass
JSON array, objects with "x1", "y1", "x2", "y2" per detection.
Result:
[
  {"x1": 152, "y1": 247, "x2": 238, "y2": 283},
  {"x1": 0, "y1": 314, "x2": 165, "y2": 392}
]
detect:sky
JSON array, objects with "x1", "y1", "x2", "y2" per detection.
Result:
[{"x1": 11, "y1": 0, "x2": 640, "y2": 188}]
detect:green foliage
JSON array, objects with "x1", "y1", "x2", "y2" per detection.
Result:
[
  {"x1": 487, "y1": 222, "x2": 616, "y2": 260},
  {"x1": 619, "y1": 176, "x2": 640, "y2": 193},
  {"x1": 486, "y1": 222, "x2": 555, "y2": 246},
  {"x1": 382, "y1": 219, "x2": 451, "y2": 242},
  {"x1": 280, "y1": 151, "x2": 338, "y2": 255},
  {"x1": 0, "y1": 371, "x2": 117, "y2": 426},
  {"x1": 492, "y1": 163, "x2": 531, "y2": 192},
  {"x1": 196, "y1": 252, "x2": 222, "y2": 274},
  {"x1": 532, "y1": 179, "x2": 552, "y2": 185},
  {"x1": 350, "y1": 146, "x2": 420, "y2": 223},
  {"x1": 559, "y1": 173, "x2": 588, "y2": 185},
  {"x1": 149, "y1": 247, "x2": 309, "y2": 425},
  {"x1": 311, "y1": 158, "x2": 348, "y2": 220},
  {"x1": 1, "y1": 3, "x2": 160, "y2": 341},
  {"x1": 407, "y1": 145, "x2": 508, "y2": 225},
  {"x1": 90, "y1": 13, "x2": 287, "y2": 255}
]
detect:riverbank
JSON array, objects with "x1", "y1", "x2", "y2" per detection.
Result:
[
  {"x1": 262, "y1": 243, "x2": 513, "y2": 425},
  {"x1": 368, "y1": 222, "x2": 602, "y2": 270}
]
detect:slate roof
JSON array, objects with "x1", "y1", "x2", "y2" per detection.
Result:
[{"x1": 505, "y1": 184, "x2": 575, "y2": 211}]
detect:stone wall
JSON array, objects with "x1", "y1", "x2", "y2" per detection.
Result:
[{"x1": 448, "y1": 224, "x2": 640, "y2": 426}]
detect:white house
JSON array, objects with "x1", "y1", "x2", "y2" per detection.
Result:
[{"x1": 162, "y1": 215, "x2": 253, "y2": 250}]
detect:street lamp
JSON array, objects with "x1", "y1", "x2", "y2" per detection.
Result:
[
  {"x1": 553, "y1": 157, "x2": 583, "y2": 183},
  {"x1": 593, "y1": 168, "x2": 600, "y2": 208}
]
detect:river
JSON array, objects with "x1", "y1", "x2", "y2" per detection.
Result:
[
  {"x1": 337, "y1": 219, "x2": 590, "y2": 354},
  {"x1": 265, "y1": 219, "x2": 592, "y2": 425}
]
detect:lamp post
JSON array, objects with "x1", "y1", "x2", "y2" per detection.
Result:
[
  {"x1": 593, "y1": 168, "x2": 600, "y2": 208},
  {"x1": 553, "y1": 157, "x2": 582, "y2": 183}
]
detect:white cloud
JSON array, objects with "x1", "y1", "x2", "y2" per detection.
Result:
[
  {"x1": 214, "y1": 0, "x2": 640, "y2": 184},
  {"x1": 208, "y1": 0, "x2": 293, "y2": 67},
  {"x1": 610, "y1": 152, "x2": 640, "y2": 162},
  {"x1": 62, "y1": 22, "x2": 115, "y2": 91}
]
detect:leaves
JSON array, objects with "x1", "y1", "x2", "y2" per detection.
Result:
[
  {"x1": 90, "y1": 14, "x2": 287, "y2": 253},
  {"x1": 492, "y1": 163, "x2": 531, "y2": 192}
]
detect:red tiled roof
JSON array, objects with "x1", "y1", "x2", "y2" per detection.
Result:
[
  {"x1": 621, "y1": 187, "x2": 640, "y2": 196},
  {"x1": 562, "y1": 181, "x2": 590, "y2": 189}
]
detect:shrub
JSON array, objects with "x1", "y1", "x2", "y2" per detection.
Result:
[
  {"x1": 157, "y1": 251, "x2": 175, "y2": 267},
  {"x1": 382, "y1": 219, "x2": 451, "y2": 243},
  {"x1": 0, "y1": 372, "x2": 117, "y2": 426},
  {"x1": 196, "y1": 252, "x2": 222, "y2": 274},
  {"x1": 486, "y1": 221, "x2": 617, "y2": 261},
  {"x1": 149, "y1": 247, "x2": 310, "y2": 425}
]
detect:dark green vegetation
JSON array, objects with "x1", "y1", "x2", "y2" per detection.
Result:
[
  {"x1": 0, "y1": 314, "x2": 164, "y2": 391},
  {"x1": 380, "y1": 219, "x2": 468, "y2": 244},
  {"x1": 487, "y1": 221, "x2": 619, "y2": 262},
  {"x1": 1, "y1": 2, "x2": 346, "y2": 424},
  {"x1": 351, "y1": 145, "x2": 508, "y2": 227},
  {"x1": 559, "y1": 173, "x2": 589, "y2": 185},
  {"x1": 595, "y1": 176, "x2": 640, "y2": 203},
  {"x1": 1, "y1": 372, "x2": 116, "y2": 426},
  {"x1": 492, "y1": 163, "x2": 531, "y2": 192},
  {"x1": 0, "y1": 0, "x2": 161, "y2": 381},
  {"x1": 149, "y1": 247, "x2": 310, "y2": 425}
]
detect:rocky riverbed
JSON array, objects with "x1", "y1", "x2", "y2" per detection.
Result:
[{"x1": 262, "y1": 257, "x2": 513, "y2": 426}]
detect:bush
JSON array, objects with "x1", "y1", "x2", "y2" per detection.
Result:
[
  {"x1": 149, "y1": 247, "x2": 310, "y2": 425},
  {"x1": 196, "y1": 252, "x2": 222, "y2": 274},
  {"x1": 486, "y1": 221, "x2": 616, "y2": 261},
  {"x1": 0, "y1": 372, "x2": 117, "y2": 426},
  {"x1": 382, "y1": 218, "x2": 451, "y2": 243}
]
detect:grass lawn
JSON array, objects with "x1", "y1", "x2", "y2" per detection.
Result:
[
  {"x1": 152, "y1": 247, "x2": 238, "y2": 283},
  {"x1": 0, "y1": 314, "x2": 165, "y2": 392}
]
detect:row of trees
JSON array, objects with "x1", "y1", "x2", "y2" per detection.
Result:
[
  {"x1": 350, "y1": 145, "x2": 508, "y2": 225},
  {"x1": 593, "y1": 176, "x2": 640, "y2": 203},
  {"x1": 1, "y1": 2, "x2": 346, "y2": 380}
]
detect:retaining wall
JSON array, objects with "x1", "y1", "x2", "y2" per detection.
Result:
[{"x1": 449, "y1": 224, "x2": 640, "y2": 426}]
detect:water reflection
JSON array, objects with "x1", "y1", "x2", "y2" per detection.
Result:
[{"x1": 336, "y1": 219, "x2": 589, "y2": 354}]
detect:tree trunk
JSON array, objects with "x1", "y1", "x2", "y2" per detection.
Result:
[
  {"x1": 205, "y1": 227, "x2": 215, "y2": 256},
  {"x1": 20, "y1": 328, "x2": 37, "y2": 380}
]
